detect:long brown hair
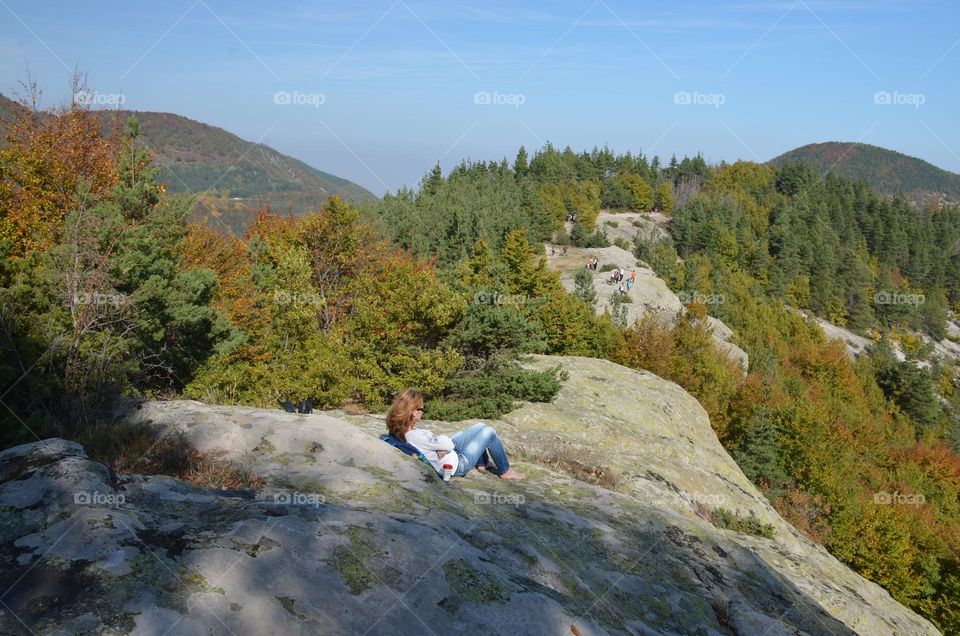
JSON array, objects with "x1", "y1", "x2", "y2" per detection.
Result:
[{"x1": 386, "y1": 388, "x2": 423, "y2": 442}]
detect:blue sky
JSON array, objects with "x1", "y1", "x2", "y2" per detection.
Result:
[{"x1": 1, "y1": 0, "x2": 957, "y2": 195}]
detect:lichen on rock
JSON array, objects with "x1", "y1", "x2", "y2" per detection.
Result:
[{"x1": 0, "y1": 355, "x2": 940, "y2": 635}]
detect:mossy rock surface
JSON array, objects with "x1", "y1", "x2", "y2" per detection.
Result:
[{"x1": 0, "y1": 356, "x2": 940, "y2": 635}]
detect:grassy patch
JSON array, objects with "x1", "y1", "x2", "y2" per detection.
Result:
[
  {"x1": 326, "y1": 526, "x2": 400, "y2": 596},
  {"x1": 512, "y1": 440, "x2": 623, "y2": 491},
  {"x1": 79, "y1": 420, "x2": 264, "y2": 490},
  {"x1": 443, "y1": 559, "x2": 511, "y2": 604},
  {"x1": 708, "y1": 507, "x2": 775, "y2": 539}
]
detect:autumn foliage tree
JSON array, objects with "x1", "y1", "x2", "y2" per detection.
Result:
[
  {"x1": 1, "y1": 105, "x2": 227, "y2": 441},
  {"x1": 0, "y1": 76, "x2": 121, "y2": 254}
]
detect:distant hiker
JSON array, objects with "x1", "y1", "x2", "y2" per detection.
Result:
[
  {"x1": 562, "y1": 246, "x2": 568, "y2": 256},
  {"x1": 550, "y1": 246, "x2": 556, "y2": 256},
  {"x1": 618, "y1": 283, "x2": 626, "y2": 295},
  {"x1": 626, "y1": 278, "x2": 632, "y2": 291},
  {"x1": 386, "y1": 388, "x2": 525, "y2": 480},
  {"x1": 631, "y1": 270, "x2": 636, "y2": 283}
]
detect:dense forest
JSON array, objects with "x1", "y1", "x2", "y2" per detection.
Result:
[{"x1": 2, "y1": 93, "x2": 960, "y2": 631}]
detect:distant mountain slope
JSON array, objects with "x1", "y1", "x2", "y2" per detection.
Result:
[
  {"x1": 768, "y1": 141, "x2": 960, "y2": 202},
  {"x1": 110, "y1": 111, "x2": 377, "y2": 234},
  {"x1": 0, "y1": 93, "x2": 22, "y2": 123},
  {"x1": 0, "y1": 94, "x2": 377, "y2": 234}
]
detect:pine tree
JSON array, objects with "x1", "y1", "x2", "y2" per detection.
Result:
[
  {"x1": 654, "y1": 181, "x2": 675, "y2": 214},
  {"x1": 574, "y1": 267, "x2": 597, "y2": 308},
  {"x1": 500, "y1": 228, "x2": 552, "y2": 297},
  {"x1": 113, "y1": 116, "x2": 162, "y2": 221},
  {"x1": 513, "y1": 146, "x2": 529, "y2": 179},
  {"x1": 422, "y1": 162, "x2": 443, "y2": 196}
]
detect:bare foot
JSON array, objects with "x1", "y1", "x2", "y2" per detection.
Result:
[
  {"x1": 499, "y1": 469, "x2": 525, "y2": 480},
  {"x1": 476, "y1": 465, "x2": 487, "y2": 472}
]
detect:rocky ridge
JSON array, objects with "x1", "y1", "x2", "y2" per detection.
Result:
[{"x1": 0, "y1": 355, "x2": 938, "y2": 635}]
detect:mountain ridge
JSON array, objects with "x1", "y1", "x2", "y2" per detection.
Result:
[
  {"x1": 767, "y1": 141, "x2": 960, "y2": 203},
  {"x1": 0, "y1": 93, "x2": 377, "y2": 234}
]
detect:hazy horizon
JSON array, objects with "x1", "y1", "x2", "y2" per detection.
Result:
[{"x1": 2, "y1": 0, "x2": 957, "y2": 195}]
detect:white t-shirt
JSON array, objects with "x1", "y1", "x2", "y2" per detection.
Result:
[{"x1": 405, "y1": 428, "x2": 460, "y2": 476}]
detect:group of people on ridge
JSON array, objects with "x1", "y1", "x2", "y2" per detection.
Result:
[
  {"x1": 585, "y1": 257, "x2": 637, "y2": 295},
  {"x1": 610, "y1": 267, "x2": 636, "y2": 295}
]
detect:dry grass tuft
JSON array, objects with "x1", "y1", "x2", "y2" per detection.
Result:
[
  {"x1": 512, "y1": 438, "x2": 624, "y2": 491},
  {"x1": 79, "y1": 420, "x2": 264, "y2": 491}
]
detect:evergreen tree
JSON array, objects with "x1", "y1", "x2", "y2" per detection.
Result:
[
  {"x1": 513, "y1": 146, "x2": 529, "y2": 179},
  {"x1": 422, "y1": 162, "x2": 444, "y2": 196},
  {"x1": 574, "y1": 267, "x2": 597, "y2": 308},
  {"x1": 654, "y1": 181, "x2": 674, "y2": 214}
]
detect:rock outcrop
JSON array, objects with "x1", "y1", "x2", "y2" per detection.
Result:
[
  {"x1": 798, "y1": 310, "x2": 960, "y2": 372},
  {"x1": 547, "y1": 243, "x2": 749, "y2": 373},
  {"x1": 0, "y1": 356, "x2": 938, "y2": 635}
]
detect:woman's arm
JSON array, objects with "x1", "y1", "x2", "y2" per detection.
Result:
[{"x1": 405, "y1": 429, "x2": 455, "y2": 454}]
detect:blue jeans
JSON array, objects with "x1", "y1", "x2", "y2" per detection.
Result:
[{"x1": 451, "y1": 423, "x2": 510, "y2": 477}]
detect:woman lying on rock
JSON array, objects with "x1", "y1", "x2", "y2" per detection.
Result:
[{"x1": 386, "y1": 388, "x2": 525, "y2": 480}]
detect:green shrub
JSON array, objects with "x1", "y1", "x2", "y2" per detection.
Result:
[
  {"x1": 427, "y1": 362, "x2": 566, "y2": 420},
  {"x1": 709, "y1": 507, "x2": 775, "y2": 539}
]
